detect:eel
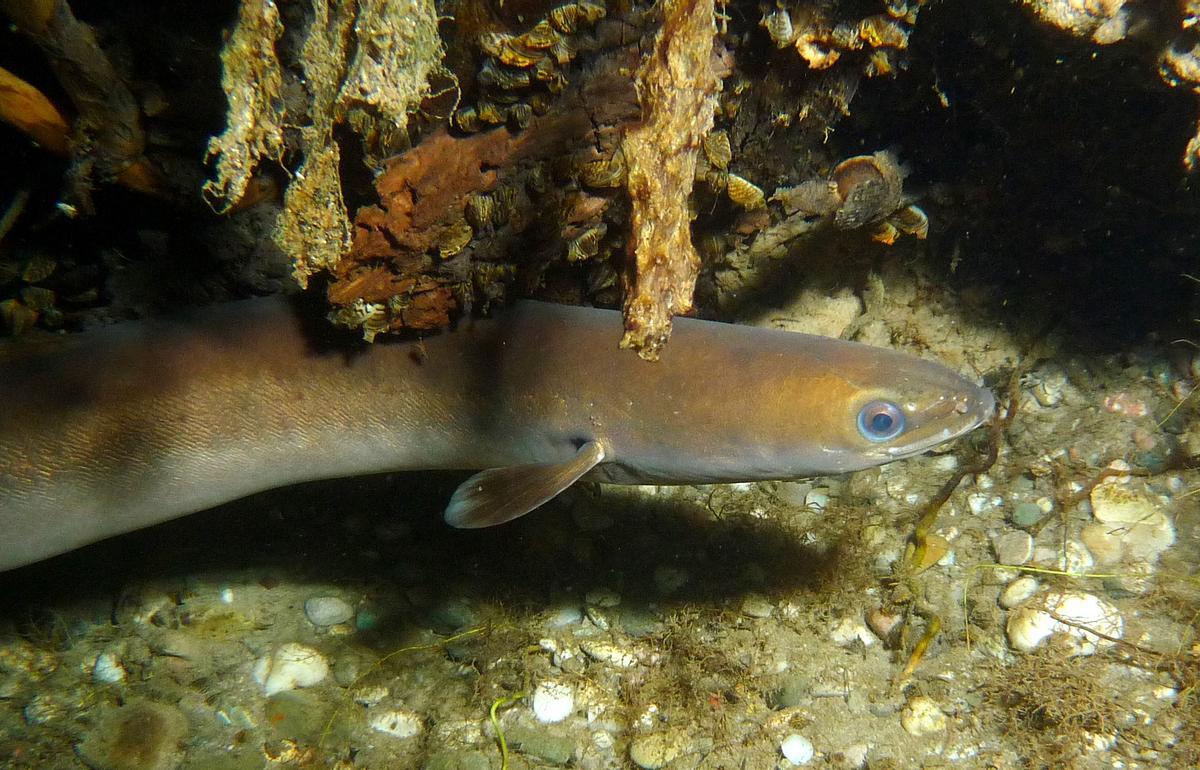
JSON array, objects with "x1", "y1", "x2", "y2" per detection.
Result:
[{"x1": 0, "y1": 297, "x2": 994, "y2": 571}]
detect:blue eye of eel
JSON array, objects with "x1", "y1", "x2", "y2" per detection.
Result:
[{"x1": 857, "y1": 400, "x2": 905, "y2": 442}]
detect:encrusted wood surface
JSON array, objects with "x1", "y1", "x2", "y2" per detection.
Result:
[
  {"x1": 331, "y1": 44, "x2": 642, "y2": 332},
  {"x1": 618, "y1": 0, "x2": 722, "y2": 360}
]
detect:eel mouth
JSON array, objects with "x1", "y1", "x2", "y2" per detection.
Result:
[{"x1": 875, "y1": 383, "x2": 997, "y2": 462}]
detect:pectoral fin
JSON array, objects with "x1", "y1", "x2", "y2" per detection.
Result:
[{"x1": 444, "y1": 441, "x2": 606, "y2": 528}]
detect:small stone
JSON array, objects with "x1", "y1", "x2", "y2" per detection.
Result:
[
  {"x1": 829, "y1": 616, "x2": 875, "y2": 647},
  {"x1": 92, "y1": 650, "x2": 127, "y2": 684},
  {"x1": 741, "y1": 593, "x2": 774, "y2": 618},
  {"x1": 1005, "y1": 591, "x2": 1123, "y2": 655},
  {"x1": 865, "y1": 607, "x2": 903, "y2": 644},
  {"x1": 653, "y1": 566, "x2": 690, "y2": 596},
  {"x1": 630, "y1": 730, "x2": 689, "y2": 769},
  {"x1": 304, "y1": 596, "x2": 354, "y2": 627},
  {"x1": 769, "y1": 675, "x2": 810, "y2": 709},
  {"x1": 1090, "y1": 484, "x2": 1175, "y2": 563},
  {"x1": 253, "y1": 643, "x2": 329, "y2": 696},
  {"x1": 999, "y1": 576, "x2": 1040, "y2": 609},
  {"x1": 841, "y1": 743, "x2": 869, "y2": 768},
  {"x1": 1058, "y1": 540, "x2": 1095, "y2": 576},
  {"x1": 1080, "y1": 522, "x2": 1124, "y2": 565},
  {"x1": 429, "y1": 599, "x2": 477, "y2": 633},
  {"x1": 532, "y1": 680, "x2": 575, "y2": 723},
  {"x1": 620, "y1": 606, "x2": 664, "y2": 638},
  {"x1": 1011, "y1": 502, "x2": 1045, "y2": 528},
  {"x1": 967, "y1": 493, "x2": 992, "y2": 515},
  {"x1": 1102, "y1": 560, "x2": 1156, "y2": 597},
  {"x1": 506, "y1": 724, "x2": 575, "y2": 765},
  {"x1": 368, "y1": 708, "x2": 423, "y2": 738},
  {"x1": 900, "y1": 696, "x2": 947, "y2": 736},
  {"x1": 580, "y1": 640, "x2": 638, "y2": 668},
  {"x1": 993, "y1": 530, "x2": 1033, "y2": 566},
  {"x1": 804, "y1": 488, "x2": 829, "y2": 511},
  {"x1": 773, "y1": 481, "x2": 812, "y2": 506},
  {"x1": 780, "y1": 734, "x2": 815, "y2": 765},
  {"x1": 547, "y1": 604, "x2": 583, "y2": 628}
]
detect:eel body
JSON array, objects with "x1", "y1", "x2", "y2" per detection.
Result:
[{"x1": 0, "y1": 298, "x2": 994, "y2": 570}]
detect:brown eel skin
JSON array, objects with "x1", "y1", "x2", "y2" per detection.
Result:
[{"x1": 0, "y1": 297, "x2": 994, "y2": 570}]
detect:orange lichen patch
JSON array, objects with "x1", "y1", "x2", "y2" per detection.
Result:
[
  {"x1": 618, "y1": 0, "x2": 723, "y2": 361},
  {"x1": 330, "y1": 46, "x2": 642, "y2": 334}
]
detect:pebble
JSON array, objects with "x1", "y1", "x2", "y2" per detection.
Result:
[
  {"x1": 841, "y1": 743, "x2": 869, "y2": 768},
  {"x1": 304, "y1": 596, "x2": 354, "y2": 627},
  {"x1": 967, "y1": 493, "x2": 992, "y2": 515},
  {"x1": 780, "y1": 734, "x2": 815, "y2": 765},
  {"x1": 1058, "y1": 540, "x2": 1095, "y2": 576},
  {"x1": 653, "y1": 566, "x2": 690, "y2": 596},
  {"x1": 804, "y1": 488, "x2": 829, "y2": 511},
  {"x1": 253, "y1": 643, "x2": 329, "y2": 696},
  {"x1": 1102, "y1": 560, "x2": 1155, "y2": 597},
  {"x1": 1005, "y1": 591, "x2": 1123, "y2": 655},
  {"x1": 1088, "y1": 484, "x2": 1175, "y2": 562},
  {"x1": 629, "y1": 730, "x2": 689, "y2": 769},
  {"x1": 547, "y1": 604, "x2": 583, "y2": 628},
  {"x1": 774, "y1": 481, "x2": 812, "y2": 506},
  {"x1": 1011, "y1": 502, "x2": 1045, "y2": 528},
  {"x1": 999, "y1": 576, "x2": 1040, "y2": 609},
  {"x1": 532, "y1": 680, "x2": 575, "y2": 723},
  {"x1": 992, "y1": 530, "x2": 1032, "y2": 565},
  {"x1": 580, "y1": 640, "x2": 638, "y2": 668},
  {"x1": 740, "y1": 593, "x2": 774, "y2": 618},
  {"x1": 900, "y1": 696, "x2": 947, "y2": 736},
  {"x1": 829, "y1": 616, "x2": 876, "y2": 647},
  {"x1": 428, "y1": 599, "x2": 477, "y2": 633},
  {"x1": 865, "y1": 607, "x2": 903, "y2": 643},
  {"x1": 367, "y1": 707, "x2": 423, "y2": 738},
  {"x1": 92, "y1": 650, "x2": 127, "y2": 684},
  {"x1": 505, "y1": 723, "x2": 574, "y2": 765},
  {"x1": 1080, "y1": 523, "x2": 1124, "y2": 565}
]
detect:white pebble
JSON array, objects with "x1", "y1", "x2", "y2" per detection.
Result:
[
  {"x1": 999, "y1": 576, "x2": 1039, "y2": 609},
  {"x1": 253, "y1": 643, "x2": 329, "y2": 696},
  {"x1": 547, "y1": 604, "x2": 583, "y2": 628},
  {"x1": 92, "y1": 651, "x2": 126, "y2": 684},
  {"x1": 532, "y1": 680, "x2": 575, "y2": 723},
  {"x1": 304, "y1": 596, "x2": 355, "y2": 627},
  {"x1": 367, "y1": 708, "x2": 423, "y2": 738},
  {"x1": 1088, "y1": 484, "x2": 1175, "y2": 562},
  {"x1": 1058, "y1": 540, "x2": 1095, "y2": 576},
  {"x1": 353, "y1": 685, "x2": 389, "y2": 707},
  {"x1": 931, "y1": 455, "x2": 959, "y2": 471},
  {"x1": 580, "y1": 640, "x2": 638, "y2": 668},
  {"x1": 829, "y1": 616, "x2": 876, "y2": 647},
  {"x1": 1006, "y1": 591, "x2": 1123, "y2": 655},
  {"x1": 900, "y1": 696, "x2": 947, "y2": 736},
  {"x1": 804, "y1": 489, "x2": 829, "y2": 511},
  {"x1": 780, "y1": 734, "x2": 815, "y2": 765},
  {"x1": 967, "y1": 493, "x2": 992, "y2": 515}
]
